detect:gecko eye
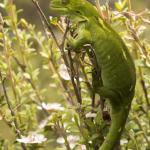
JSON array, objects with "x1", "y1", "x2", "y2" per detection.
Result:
[
  {"x1": 62, "y1": 0, "x2": 69, "y2": 4},
  {"x1": 76, "y1": 10, "x2": 81, "y2": 14}
]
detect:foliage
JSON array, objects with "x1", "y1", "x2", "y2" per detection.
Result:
[{"x1": 0, "y1": 0, "x2": 150, "y2": 150}]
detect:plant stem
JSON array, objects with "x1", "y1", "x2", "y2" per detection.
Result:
[
  {"x1": 128, "y1": 0, "x2": 132, "y2": 11},
  {"x1": 31, "y1": 0, "x2": 59, "y2": 47},
  {"x1": 0, "y1": 72, "x2": 27, "y2": 150},
  {"x1": 55, "y1": 119, "x2": 71, "y2": 150}
]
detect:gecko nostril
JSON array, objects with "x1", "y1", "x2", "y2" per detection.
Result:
[{"x1": 62, "y1": 0, "x2": 69, "y2": 4}]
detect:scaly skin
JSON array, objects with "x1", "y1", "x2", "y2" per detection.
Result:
[{"x1": 50, "y1": 0, "x2": 136, "y2": 149}]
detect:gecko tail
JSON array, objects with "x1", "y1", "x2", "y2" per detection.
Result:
[{"x1": 99, "y1": 103, "x2": 131, "y2": 150}]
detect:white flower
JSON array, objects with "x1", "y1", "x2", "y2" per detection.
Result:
[
  {"x1": 81, "y1": 145, "x2": 86, "y2": 150},
  {"x1": 37, "y1": 102, "x2": 64, "y2": 111},
  {"x1": 56, "y1": 137, "x2": 65, "y2": 144},
  {"x1": 120, "y1": 139, "x2": 128, "y2": 145},
  {"x1": 59, "y1": 64, "x2": 70, "y2": 80},
  {"x1": 86, "y1": 112, "x2": 97, "y2": 118},
  {"x1": 57, "y1": 135, "x2": 80, "y2": 148},
  {"x1": 137, "y1": 25, "x2": 146, "y2": 36},
  {"x1": 49, "y1": 16, "x2": 53, "y2": 21},
  {"x1": 67, "y1": 135, "x2": 80, "y2": 143},
  {"x1": 17, "y1": 133, "x2": 47, "y2": 144},
  {"x1": 68, "y1": 135, "x2": 80, "y2": 149}
]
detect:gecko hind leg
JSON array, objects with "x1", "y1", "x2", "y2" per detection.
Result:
[{"x1": 96, "y1": 86, "x2": 121, "y2": 108}]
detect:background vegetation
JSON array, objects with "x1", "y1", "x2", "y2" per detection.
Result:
[{"x1": 0, "y1": 0, "x2": 150, "y2": 150}]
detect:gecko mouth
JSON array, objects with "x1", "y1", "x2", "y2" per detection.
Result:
[{"x1": 50, "y1": 4, "x2": 68, "y2": 12}]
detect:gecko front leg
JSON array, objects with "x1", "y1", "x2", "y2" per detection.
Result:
[{"x1": 67, "y1": 24, "x2": 92, "y2": 52}]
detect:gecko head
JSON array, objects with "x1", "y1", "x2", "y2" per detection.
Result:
[
  {"x1": 50, "y1": 0, "x2": 84, "y2": 15},
  {"x1": 50, "y1": 0, "x2": 98, "y2": 18}
]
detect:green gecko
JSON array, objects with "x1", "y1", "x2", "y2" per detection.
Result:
[{"x1": 50, "y1": 0, "x2": 136, "y2": 149}]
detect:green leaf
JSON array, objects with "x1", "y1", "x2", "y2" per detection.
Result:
[
  {"x1": 115, "y1": 0, "x2": 128, "y2": 11},
  {"x1": 49, "y1": 17, "x2": 58, "y2": 26}
]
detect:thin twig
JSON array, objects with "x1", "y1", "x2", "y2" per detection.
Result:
[
  {"x1": 31, "y1": 0, "x2": 59, "y2": 47},
  {"x1": 68, "y1": 49, "x2": 82, "y2": 104},
  {"x1": 0, "y1": 72, "x2": 27, "y2": 150},
  {"x1": 57, "y1": 120, "x2": 72, "y2": 150},
  {"x1": 80, "y1": 61, "x2": 93, "y2": 95},
  {"x1": 129, "y1": 26, "x2": 150, "y2": 63}
]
